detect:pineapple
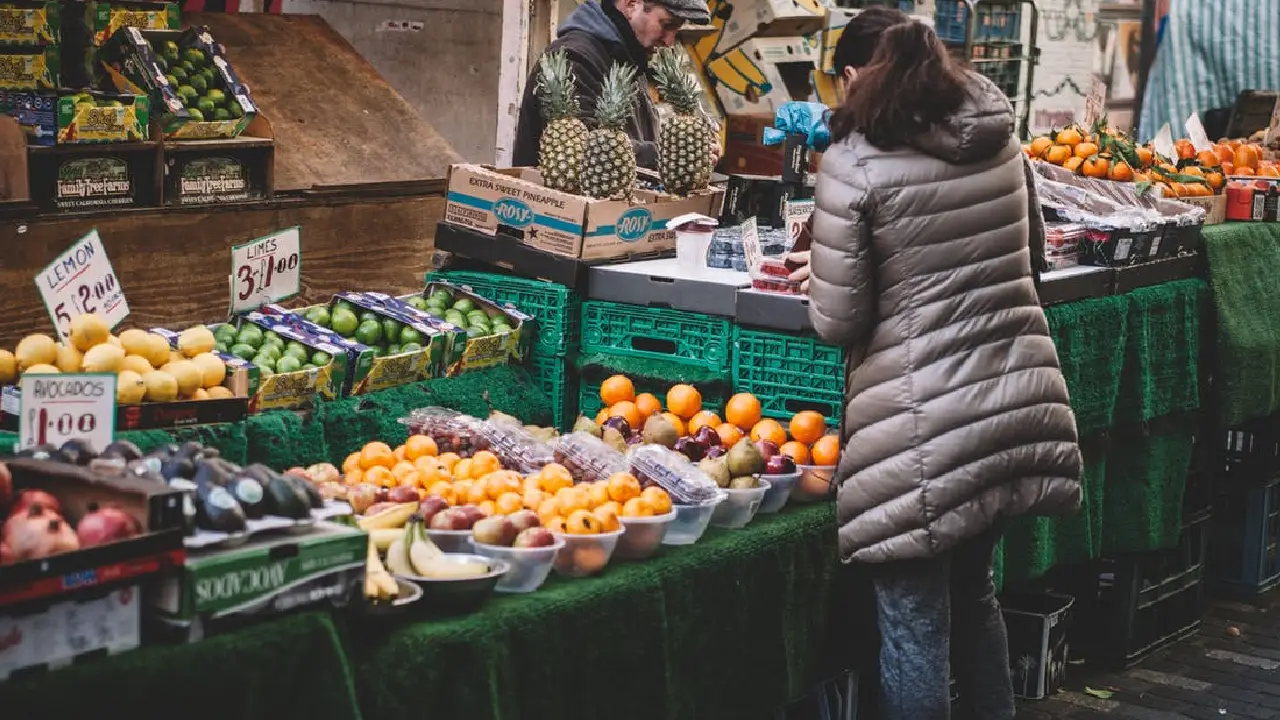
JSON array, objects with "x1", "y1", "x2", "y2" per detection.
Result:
[
  {"x1": 535, "y1": 51, "x2": 588, "y2": 194},
  {"x1": 580, "y1": 63, "x2": 638, "y2": 200},
  {"x1": 652, "y1": 48, "x2": 714, "y2": 196}
]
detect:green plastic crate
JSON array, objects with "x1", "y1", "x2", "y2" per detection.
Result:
[
  {"x1": 580, "y1": 301, "x2": 733, "y2": 372},
  {"x1": 528, "y1": 354, "x2": 577, "y2": 431},
  {"x1": 578, "y1": 378, "x2": 729, "y2": 423},
  {"x1": 427, "y1": 270, "x2": 579, "y2": 358},
  {"x1": 732, "y1": 327, "x2": 845, "y2": 423}
]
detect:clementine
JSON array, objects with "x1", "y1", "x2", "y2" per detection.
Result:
[
  {"x1": 1235, "y1": 166, "x2": 1256, "y2": 176},
  {"x1": 556, "y1": 486, "x2": 591, "y2": 515},
  {"x1": 344, "y1": 468, "x2": 363, "y2": 486},
  {"x1": 600, "y1": 374, "x2": 636, "y2": 406},
  {"x1": 359, "y1": 442, "x2": 395, "y2": 470},
  {"x1": 1043, "y1": 144, "x2": 1072, "y2": 165},
  {"x1": 477, "y1": 500, "x2": 497, "y2": 517},
  {"x1": 393, "y1": 445, "x2": 406, "y2": 464},
  {"x1": 607, "y1": 472, "x2": 642, "y2": 503},
  {"x1": 524, "y1": 488, "x2": 550, "y2": 511},
  {"x1": 1260, "y1": 166, "x2": 1280, "y2": 178},
  {"x1": 428, "y1": 481, "x2": 457, "y2": 506},
  {"x1": 342, "y1": 451, "x2": 362, "y2": 474},
  {"x1": 1081, "y1": 156, "x2": 1110, "y2": 178},
  {"x1": 750, "y1": 419, "x2": 787, "y2": 446},
  {"x1": 436, "y1": 452, "x2": 461, "y2": 471},
  {"x1": 609, "y1": 400, "x2": 642, "y2": 429},
  {"x1": 539, "y1": 463, "x2": 575, "y2": 493},
  {"x1": 635, "y1": 392, "x2": 662, "y2": 418},
  {"x1": 453, "y1": 458, "x2": 475, "y2": 481},
  {"x1": 622, "y1": 497, "x2": 655, "y2": 517},
  {"x1": 716, "y1": 423, "x2": 745, "y2": 446},
  {"x1": 789, "y1": 411, "x2": 827, "y2": 444},
  {"x1": 811, "y1": 436, "x2": 840, "y2": 466},
  {"x1": 780, "y1": 441, "x2": 811, "y2": 464},
  {"x1": 1062, "y1": 156, "x2": 1084, "y2": 174},
  {"x1": 471, "y1": 450, "x2": 502, "y2": 477},
  {"x1": 486, "y1": 471, "x2": 522, "y2": 500},
  {"x1": 364, "y1": 465, "x2": 394, "y2": 488},
  {"x1": 566, "y1": 509, "x2": 601, "y2": 535},
  {"x1": 1054, "y1": 127, "x2": 1082, "y2": 146},
  {"x1": 495, "y1": 492, "x2": 524, "y2": 515},
  {"x1": 404, "y1": 434, "x2": 438, "y2": 461},
  {"x1": 545, "y1": 516, "x2": 567, "y2": 534},
  {"x1": 666, "y1": 384, "x2": 703, "y2": 419},
  {"x1": 592, "y1": 504, "x2": 621, "y2": 532},
  {"x1": 586, "y1": 482, "x2": 611, "y2": 508},
  {"x1": 1107, "y1": 161, "x2": 1134, "y2": 182},
  {"x1": 1196, "y1": 150, "x2": 1220, "y2": 168},
  {"x1": 641, "y1": 486, "x2": 672, "y2": 514},
  {"x1": 1028, "y1": 136, "x2": 1053, "y2": 157},
  {"x1": 537, "y1": 497, "x2": 561, "y2": 523},
  {"x1": 1136, "y1": 146, "x2": 1154, "y2": 167},
  {"x1": 1234, "y1": 144, "x2": 1260, "y2": 170},
  {"x1": 463, "y1": 480, "x2": 489, "y2": 505},
  {"x1": 725, "y1": 392, "x2": 763, "y2": 430},
  {"x1": 688, "y1": 410, "x2": 722, "y2": 434},
  {"x1": 1073, "y1": 141, "x2": 1099, "y2": 159},
  {"x1": 391, "y1": 460, "x2": 417, "y2": 484}
]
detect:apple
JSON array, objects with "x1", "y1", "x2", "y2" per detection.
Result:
[
  {"x1": 705, "y1": 446, "x2": 727, "y2": 459},
  {"x1": 347, "y1": 484, "x2": 379, "y2": 514},
  {"x1": 374, "y1": 486, "x2": 390, "y2": 503},
  {"x1": 456, "y1": 505, "x2": 486, "y2": 528},
  {"x1": 387, "y1": 486, "x2": 420, "y2": 503},
  {"x1": 418, "y1": 495, "x2": 449, "y2": 523},
  {"x1": 431, "y1": 507, "x2": 473, "y2": 530},
  {"x1": 513, "y1": 526, "x2": 556, "y2": 548},
  {"x1": 602, "y1": 416, "x2": 632, "y2": 437},
  {"x1": 693, "y1": 426, "x2": 720, "y2": 449},
  {"x1": 674, "y1": 437, "x2": 705, "y2": 462},
  {"x1": 765, "y1": 455, "x2": 797, "y2": 475},
  {"x1": 508, "y1": 509, "x2": 541, "y2": 533},
  {"x1": 473, "y1": 515, "x2": 518, "y2": 546},
  {"x1": 755, "y1": 439, "x2": 779, "y2": 461}
]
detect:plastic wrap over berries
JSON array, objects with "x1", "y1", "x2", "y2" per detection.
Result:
[
  {"x1": 400, "y1": 407, "x2": 484, "y2": 456},
  {"x1": 552, "y1": 432, "x2": 629, "y2": 483},
  {"x1": 473, "y1": 419, "x2": 556, "y2": 474},
  {"x1": 707, "y1": 225, "x2": 792, "y2": 270},
  {"x1": 626, "y1": 444, "x2": 721, "y2": 505}
]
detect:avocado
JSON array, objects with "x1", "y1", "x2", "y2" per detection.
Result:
[
  {"x1": 59, "y1": 438, "x2": 98, "y2": 465},
  {"x1": 228, "y1": 473, "x2": 267, "y2": 519},
  {"x1": 290, "y1": 473, "x2": 324, "y2": 509},
  {"x1": 191, "y1": 458, "x2": 232, "y2": 489},
  {"x1": 264, "y1": 475, "x2": 311, "y2": 519},
  {"x1": 101, "y1": 440, "x2": 143, "y2": 463},
  {"x1": 194, "y1": 480, "x2": 247, "y2": 533}
]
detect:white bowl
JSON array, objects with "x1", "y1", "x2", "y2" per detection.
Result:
[
  {"x1": 551, "y1": 529, "x2": 625, "y2": 578},
  {"x1": 710, "y1": 479, "x2": 770, "y2": 529},
  {"x1": 615, "y1": 510, "x2": 678, "y2": 560},
  {"x1": 664, "y1": 490, "x2": 728, "y2": 545},
  {"x1": 473, "y1": 537, "x2": 565, "y2": 593},
  {"x1": 792, "y1": 465, "x2": 836, "y2": 503},
  {"x1": 425, "y1": 527, "x2": 474, "y2": 553},
  {"x1": 757, "y1": 471, "x2": 800, "y2": 514}
]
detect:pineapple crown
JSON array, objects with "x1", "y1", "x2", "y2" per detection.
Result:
[
  {"x1": 595, "y1": 63, "x2": 638, "y2": 132},
  {"x1": 535, "y1": 50, "x2": 581, "y2": 123},
  {"x1": 652, "y1": 48, "x2": 701, "y2": 115}
]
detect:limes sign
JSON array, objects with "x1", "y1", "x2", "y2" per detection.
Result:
[
  {"x1": 230, "y1": 226, "x2": 301, "y2": 313},
  {"x1": 18, "y1": 373, "x2": 117, "y2": 451},
  {"x1": 35, "y1": 229, "x2": 130, "y2": 342}
]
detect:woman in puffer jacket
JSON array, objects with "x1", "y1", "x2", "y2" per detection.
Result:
[{"x1": 788, "y1": 8, "x2": 1083, "y2": 719}]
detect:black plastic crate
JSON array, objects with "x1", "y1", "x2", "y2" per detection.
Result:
[
  {"x1": 1217, "y1": 413, "x2": 1280, "y2": 486},
  {"x1": 1210, "y1": 478, "x2": 1280, "y2": 595}
]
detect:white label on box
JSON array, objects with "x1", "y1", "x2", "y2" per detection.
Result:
[
  {"x1": 35, "y1": 230, "x2": 129, "y2": 342},
  {"x1": 18, "y1": 373, "x2": 116, "y2": 452},
  {"x1": 1184, "y1": 113, "x2": 1213, "y2": 153},
  {"x1": 230, "y1": 226, "x2": 301, "y2": 313},
  {"x1": 741, "y1": 217, "x2": 762, "y2": 272}
]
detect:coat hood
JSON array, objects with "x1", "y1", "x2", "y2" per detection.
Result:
[
  {"x1": 558, "y1": 1, "x2": 623, "y2": 44},
  {"x1": 911, "y1": 73, "x2": 1016, "y2": 165}
]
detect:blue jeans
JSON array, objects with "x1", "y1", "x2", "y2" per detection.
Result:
[{"x1": 870, "y1": 530, "x2": 1015, "y2": 720}]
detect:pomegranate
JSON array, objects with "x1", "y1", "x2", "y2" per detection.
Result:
[
  {"x1": 76, "y1": 504, "x2": 141, "y2": 548},
  {"x1": 6, "y1": 509, "x2": 78, "y2": 560},
  {"x1": 3, "y1": 501, "x2": 56, "y2": 542},
  {"x1": 11, "y1": 489, "x2": 61, "y2": 517}
]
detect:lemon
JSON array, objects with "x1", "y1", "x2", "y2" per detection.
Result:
[
  {"x1": 119, "y1": 329, "x2": 152, "y2": 357},
  {"x1": 117, "y1": 370, "x2": 146, "y2": 403},
  {"x1": 207, "y1": 386, "x2": 234, "y2": 399},
  {"x1": 161, "y1": 360, "x2": 202, "y2": 397},
  {"x1": 24, "y1": 364, "x2": 60, "y2": 374},
  {"x1": 15, "y1": 334, "x2": 57, "y2": 370},
  {"x1": 191, "y1": 352, "x2": 226, "y2": 388},
  {"x1": 178, "y1": 326, "x2": 216, "y2": 358},
  {"x1": 82, "y1": 343, "x2": 125, "y2": 373},
  {"x1": 143, "y1": 370, "x2": 179, "y2": 402},
  {"x1": 144, "y1": 334, "x2": 172, "y2": 368},
  {"x1": 54, "y1": 343, "x2": 83, "y2": 373},
  {"x1": 69, "y1": 313, "x2": 110, "y2": 352},
  {"x1": 0, "y1": 350, "x2": 15, "y2": 384},
  {"x1": 122, "y1": 355, "x2": 154, "y2": 375},
  {"x1": 107, "y1": 335, "x2": 122, "y2": 348},
  {"x1": 192, "y1": 387, "x2": 211, "y2": 400},
  {"x1": 169, "y1": 350, "x2": 185, "y2": 365}
]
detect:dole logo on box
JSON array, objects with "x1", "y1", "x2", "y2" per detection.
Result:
[
  {"x1": 616, "y1": 207, "x2": 653, "y2": 242},
  {"x1": 493, "y1": 197, "x2": 535, "y2": 228}
]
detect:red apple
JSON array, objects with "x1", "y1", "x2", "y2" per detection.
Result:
[
  {"x1": 387, "y1": 486, "x2": 420, "y2": 504},
  {"x1": 418, "y1": 495, "x2": 449, "y2": 523},
  {"x1": 455, "y1": 505, "x2": 486, "y2": 528},
  {"x1": 347, "y1": 484, "x2": 379, "y2": 514},
  {"x1": 508, "y1": 509, "x2": 541, "y2": 533},
  {"x1": 472, "y1": 515, "x2": 518, "y2": 546},
  {"x1": 431, "y1": 507, "x2": 472, "y2": 530},
  {"x1": 755, "y1": 440, "x2": 779, "y2": 461},
  {"x1": 513, "y1": 526, "x2": 556, "y2": 548},
  {"x1": 693, "y1": 426, "x2": 721, "y2": 449},
  {"x1": 765, "y1": 455, "x2": 797, "y2": 475}
]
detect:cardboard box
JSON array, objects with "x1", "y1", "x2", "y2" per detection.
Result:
[
  {"x1": 444, "y1": 164, "x2": 724, "y2": 263},
  {"x1": 0, "y1": 44, "x2": 58, "y2": 90},
  {"x1": 709, "y1": 36, "x2": 820, "y2": 116},
  {"x1": 0, "y1": 1, "x2": 61, "y2": 46},
  {"x1": 720, "y1": 114, "x2": 821, "y2": 178},
  {"x1": 716, "y1": 0, "x2": 825, "y2": 54},
  {"x1": 205, "y1": 313, "x2": 354, "y2": 411},
  {"x1": 810, "y1": 68, "x2": 844, "y2": 107},
  {"x1": 163, "y1": 132, "x2": 274, "y2": 206},
  {"x1": 96, "y1": 25, "x2": 190, "y2": 135},
  {"x1": 2, "y1": 88, "x2": 148, "y2": 145},
  {"x1": 85, "y1": 1, "x2": 179, "y2": 46},
  {"x1": 0, "y1": 585, "x2": 141, "y2": 681},
  {"x1": 394, "y1": 283, "x2": 533, "y2": 375},
  {"x1": 25, "y1": 142, "x2": 161, "y2": 211}
]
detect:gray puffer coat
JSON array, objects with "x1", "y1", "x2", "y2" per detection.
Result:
[{"x1": 809, "y1": 74, "x2": 1082, "y2": 564}]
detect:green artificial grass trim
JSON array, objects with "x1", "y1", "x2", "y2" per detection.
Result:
[
  {"x1": 1046, "y1": 294, "x2": 1129, "y2": 436},
  {"x1": 1114, "y1": 279, "x2": 1205, "y2": 425}
]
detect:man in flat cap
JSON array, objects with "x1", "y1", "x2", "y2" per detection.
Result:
[{"x1": 512, "y1": 0, "x2": 711, "y2": 171}]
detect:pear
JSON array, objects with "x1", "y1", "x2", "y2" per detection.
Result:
[
  {"x1": 698, "y1": 456, "x2": 730, "y2": 488},
  {"x1": 727, "y1": 438, "x2": 765, "y2": 477},
  {"x1": 602, "y1": 426, "x2": 628, "y2": 453},
  {"x1": 572, "y1": 415, "x2": 602, "y2": 437},
  {"x1": 641, "y1": 414, "x2": 678, "y2": 448}
]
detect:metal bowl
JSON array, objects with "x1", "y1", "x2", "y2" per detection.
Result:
[
  {"x1": 395, "y1": 554, "x2": 510, "y2": 614},
  {"x1": 354, "y1": 577, "x2": 424, "y2": 618}
]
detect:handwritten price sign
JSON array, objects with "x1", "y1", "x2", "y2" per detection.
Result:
[
  {"x1": 18, "y1": 373, "x2": 116, "y2": 452},
  {"x1": 35, "y1": 230, "x2": 130, "y2": 342},
  {"x1": 230, "y1": 227, "x2": 301, "y2": 313}
]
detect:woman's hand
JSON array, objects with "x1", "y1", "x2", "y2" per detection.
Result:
[{"x1": 787, "y1": 251, "x2": 811, "y2": 292}]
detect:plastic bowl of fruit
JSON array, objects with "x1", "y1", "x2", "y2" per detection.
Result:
[
  {"x1": 663, "y1": 490, "x2": 728, "y2": 545},
  {"x1": 551, "y1": 529, "x2": 625, "y2": 578},
  {"x1": 710, "y1": 479, "x2": 771, "y2": 529},
  {"x1": 396, "y1": 554, "x2": 509, "y2": 614},
  {"x1": 792, "y1": 465, "x2": 837, "y2": 503},
  {"x1": 757, "y1": 471, "x2": 801, "y2": 514},
  {"x1": 473, "y1": 535, "x2": 566, "y2": 593},
  {"x1": 615, "y1": 510, "x2": 678, "y2": 560},
  {"x1": 425, "y1": 527, "x2": 475, "y2": 553}
]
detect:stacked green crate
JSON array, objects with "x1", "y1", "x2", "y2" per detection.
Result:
[{"x1": 731, "y1": 327, "x2": 845, "y2": 425}]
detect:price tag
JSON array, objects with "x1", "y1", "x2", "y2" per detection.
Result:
[
  {"x1": 18, "y1": 373, "x2": 116, "y2": 452},
  {"x1": 35, "y1": 230, "x2": 129, "y2": 342},
  {"x1": 229, "y1": 226, "x2": 301, "y2": 313},
  {"x1": 1153, "y1": 124, "x2": 1177, "y2": 164},
  {"x1": 1184, "y1": 113, "x2": 1213, "y2": 153},
  {"x1": 1082, "y1": 74, "x2": 1107, "y2": 128},
  {"x1": 740, "y1": 217, "x2": 761, "y2": 273}
]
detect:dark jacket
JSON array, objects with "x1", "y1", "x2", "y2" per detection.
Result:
[
  {"x1": 809, "y1": 73, "x2": 1082, "y2": 564},
  {"x1": 513, "y1": 0, "x2": 660, "y2": 171}
]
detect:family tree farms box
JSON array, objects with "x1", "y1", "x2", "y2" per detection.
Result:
[{"x1": 445, "y1": 165, "x2": 724, "y2": 262}]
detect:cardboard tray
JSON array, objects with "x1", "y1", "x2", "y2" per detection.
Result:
[{"x1": 587, "y1": 258, "x2": 749, "y2": 318}]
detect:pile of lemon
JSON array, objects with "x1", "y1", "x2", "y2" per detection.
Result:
[{"x1": 0, "y1": 314, "x2": 234, "y2": 404}]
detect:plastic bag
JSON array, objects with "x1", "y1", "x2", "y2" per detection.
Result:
[
  {"x1": 551, "y1": 432, "x2": 629, "y2": 483},
  {"x1": 399, "y1": 407, "x2": 483, "y2": 457},
  {"x1": 627, "y1": 444, "x2": 721, "y2": 505},
  {"x1": 762, "y1": 101, "x2": 832, "y2": 152}
]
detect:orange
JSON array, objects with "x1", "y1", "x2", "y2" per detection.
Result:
[
  {"x1": 471, "y1": 450, "x2": 502, "y2": 477},
  {"x1": 537, "y1": 498, "x2": 561, "y2": 523},
  {"x1": 1028, "y1": 136, "x2": 1053, "y2": 157},
  {"x1": 427, "y1": 481, "x2": 457, "y2": 505},
  {"x1": 622, "y1": 497, "x2": 655, "y2": 517},
  {"x1": 342, "y1": 451, "x2": 362, "y2": 474},
  {"x1": 688, "y1": 410, "x2": 722, "y2": 434},
  {"x1": 539, "y1": 463, "x2": 575, "y2": 493},
  {"x1": 1206, "y1": 172, "x2": 1225, "y2": 191},
  {"x1": 1054, "y1": 127, "x2": 1082, "y2": 147},
  {"x1": 1062, "y1": 156, "x2": 1084, "y2": 174},
  {"x1": 811, "y1": 436, "x2": 840, "y2": 466},
  {"x1": 780, "y1": 441, "x2": 811, "y2": 464},
  {"x1": 1234, "y1": 144, "x2": 1260, "y2": 170},
  {"x1": 398, "y1": 471, "x2": 422, "y2": 490},
  {"x1": 1175, "y1": 138, "x2": 1195, "y2": 160},
  {"x1": 477, "y1": 500, "x2": 497, "y2": 517},
  {"x1": 566, "y1": 509, "x2": 601, "y2": 535},
  {"x1": 359, "y1": 442, "x2": 395, "y2": 470},
  {"x1": 436, "y1": 452, "x2": 461, "y2": 471},
  {"x1": 586, "y1": 482, "x2": 611, "y2": 509},
  {"x1": 524, "y1": 474, "x2": 543, "y2": 493},
  {"x1": 393, "y1": 445, "x2": 406, "y2": 464},
  {"x1": 486, "y1": 470, "x2": 523, "y2": 500},
  {"x1": 600, "y1": 374, "x2": 636, "y2": 406},
  {"x1": 413, "y1": 454, "x2": 439, "y2": 473},
  {"x1": 1081, "y1": 156, "x2": 1110, "y2": 178},
  {"x1": 453, "y1": 458, "x2": 475, "y2": 481},
  {"x1": 660, "y1": 413, "x2": 687, "y2": 437},
  {"x1": 1107, "y1": 161, "x2": 1134, "y2": 182},
  {"x1": 789, "y1": 411, "x2": 827, "y2": 444},
  {"x1": 1235, "y1": 166, "x2": 1256, "y2": 176},
  {"x1": 608, "y1": 401, "x2": 642, "y2": 429},
  {"x1": 725, "y1": 393, "x2": 762, "y2": 430},
  {"x1": 716, "y1": 423, "x2": 745, "y2": 446},
  {"x1": 1196, "y1": 150, "x2": 1220, "y2": 168},
  {"x1": 1214, "y1": 144, "x2": 1235, "y2": 165},
  {"x1": 641, "y1": 486, "x2": 672, "y2": 514},
  {"x1": 463, "y1": 480, "x2": 489, "y2": 505},
  {"x1": 495, "y1": 492, "x2": 524, "y2": 515},
  {"x1": 555, "y1": 486, "x2": 590, "y2": 516},
  {"x1": 592, "y1": 504, "x2": 621, "y2": 532},
  {"x1": 750, "y1": 419, "x2": 787, "y2": 446},
  {"x1": 1043, "y1": 144, "x2": 1072, "y2": 165},
  {"x1": 1136, "y1": 146, "x2": 1154, "y2": 167},
  {"x1": 607, "y1": 472, "x2": 642, "y2": 503},
  {"x1": 364, "y1": 465, "x2": 394, "y2": 488},
  {"x1": 524, "y1": 488, "x2": 550, "y2": 510},
  {"x1": 404, "y1": 434, "x2": 438, "y2": 460},
  {"x1": 635, "y1": 392, "x2": 662, "y2": 419},
  {"x1": 595, "y1": 408, "x2": 611, "y2": 425},
  {"x1": 1180, "y1": 165, "x2": 1204, "y2": 177},
  {"x1": 666, "y1": 384, "x2": 703, "y2": 419},
  {"x1": 1260, "y1": 166, "x2": 1280, "y2": 178},
  {"x1": 545, "y1": 516, "x2": 567, "y2": 534},
  {"x1": 391, "y1": 460, "x2": 417, "y2": 483},
  {"x1": 344, "y1": 468, "x2": 363, "y2": 486}
]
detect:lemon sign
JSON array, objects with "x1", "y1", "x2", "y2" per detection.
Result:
[{"x1": 35, "y1": 229, "x2": 130, "y2": 343}]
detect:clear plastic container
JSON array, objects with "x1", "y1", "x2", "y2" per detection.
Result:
[
  {"x1": 473, "y1": 537, "x2": 565, "y2": 593},
  {"x1": 792, "y1": 465, "x2": 836, "y2": 503},
  {"x1": 663, "y1": 490, "x2": 727, "y2": 545},
  {"x1": 425, "y1": 527, "x2": 474, "y2": 553},
  {"x1": 757, "y1": 471, "x2": 800, "y2": 514},
  {"x1": 710, "y1": 479, "x2": 770, "y2": 529},
  {"x1": 473, "y1": 419, "x2": 555, "y2": 474},
  {"x1": 552, "y1": 432, "x2": 629, "y2": 483},
  {"x1": 400, "y1": 407, "x2": 483, "y2": 457},
  {"x1": 627, "y1": 444, "x2": 721, "y2": 506},
  {"x1": 615, "y1": 510, "x2": 677, "y2": 560},
  {"x1": 551, "y1": 529, "x2": 624, "y2": 578}
]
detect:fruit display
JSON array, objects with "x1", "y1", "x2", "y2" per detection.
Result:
[
  {"x1": 403, "y1": 285, "x2": 519, "y2": 341},
  {"x1": 210, "y1": 318, "x2": 333, "y2": 379},
  {"x1": 0, "y1": 457, "x2": 139, "y2": 564},
  {"x1": 534, "y1": 50, "x2": 588, "y2": 195},
  {"x1": 580, "y1": 62, "x2": 639, "y2": 200},
  {"x1": 652, "y1": 47, "x2": 715, "y2": 197},
  {"x1": 0, "y1": 314, "x2": 242, "y2": 404},
  {"x1": 47, "y1": 90, "x2": 150, "y2": 144},
  {"x1": 153, "y1": 42, "x2": 241, "y2": 124},
  {"x1": 551, "y1": 431, "x2": 629, "y2": 484},
  {"x1": 298, "y1": 295, "x2": 436, "y2": 361},
  {"x1": 626, "y1": 444, "x2": 720, "y2": 505}
]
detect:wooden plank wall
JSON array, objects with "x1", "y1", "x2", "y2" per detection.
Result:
[{"x1": 0, "y1": 195, "x2": 444, "y2": 340}]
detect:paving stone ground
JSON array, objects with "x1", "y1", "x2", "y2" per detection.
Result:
[{"x1": 1016, "y1": 593, "x2": 1280, "y2": 719}]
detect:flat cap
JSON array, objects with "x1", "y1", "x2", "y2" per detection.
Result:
[{"x1": 650, "y1": 0, "x2": 711, "y2": 25}]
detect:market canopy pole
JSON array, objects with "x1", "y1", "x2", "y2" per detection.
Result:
[{"x1": 495, "y1": 0, "x2": 535, "y2": 165}]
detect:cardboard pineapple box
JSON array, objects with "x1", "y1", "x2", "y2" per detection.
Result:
[
  {"x1": 715, "y1": 0, "x2": 826, "y2": 53},
  {"x1": 709, "y1": 36, "x2": 820, "y2": 116}
]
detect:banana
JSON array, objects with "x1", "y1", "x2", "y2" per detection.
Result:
[
  {"x1": 358, "y1": 502, "x2": 418, "y2": 531},
  {"x1": 373, "y1": 570, "x2": 399, "y2": 599},
  {"x1": 407, "y1": 518, "x2": 444, "y2": 576},
  {"x1": 369, "y1": 528, "x2": 403, "y2": 551}
]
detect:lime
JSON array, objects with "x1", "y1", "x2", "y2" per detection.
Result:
[
  {"x1": 163, "y1": 40, "x2": 180, "y2": 56},
  {"x1": 467, "y1": 310, "x2": 490, "y2": 324},
  {"x1": 258, "y1": 366, "x2": 274, "y2": 378},
  {"x1": 425, "y1": 300, "x2": 446, "y2": 313},
  {"x1": 451, "y1": 298, "x2": 476, "y2": 313},
  {"x1": 387, "y1": 344, "x2": 401, "y2": 356},
  {"x1": 262, "y1": 331, "x2": 283, "y2": 347},
  {"x1": 334, "y1": 299, "x2": 356, "y2": 315},
  {"x1": 406, "y1": 296, "x2": 427, "y2": 311},
  {"x1": 284, "y1": 342, "x2": 310, "y2": 361},
  {"x1": 195, "y1": 96, "x2": 214, "y2": 114},
  {"x1": 400, "y1": 342, "x2": 422, "y2": 353},
  {"x1": 302, "y1": 363, "x2": 317, "y2": 371},
  {"x1": 359, "y1": 311, "x2": 380, "y2": 324},
  {"x1": 429, "y1": 291, "x2": 452, "y2": 305},
  {"x1": 171, "y1": 66, "x2": 188, "y2": 83},
  {"x1": 330, "y1": 308, "x2": 359, "y2": 336},
  {"x1": 235, "y1": 325, "x2": 263, "y2": 347},
  {"x1": 190, "y1": 75, "x2": 208, "y2": 95},
  {"x1": 304, "y1": 306, "x2": 331, "y2": 328},
  {"x1": 214, "y1": 324, "x2": 237, "y2": 341},
  {"x1": 201, "y1": 68, "x2": 215, "y2": 86},
  {"x1": 355, "y1": 320, "x2": 382, "y2": 346},
  {"x1": 259, "y1": 345, "x2": 282, "y2": 362},
  {"x1": 275, "y1": 355, "x2": 302, "y2": 374},
  {"x1": 187, "y1": 108, "x2": 205, "y2": 122},
  {"x1": 183, "y1": 48, "x2": 206, "y2": 67},
  {"x1": 399, "y1": 327, "x2": 424, "y2": 346},
  {"x1": 310, "y1": 351, "x2": 331, "y2": 366},
  {"x1": 253, "y1": 355, "x2": 276, "y2": 371},
  {"x1": 164, "y1": 74, "x2": 178, "y2": 88},
  {"x1": 228, "y1": 99, "x2": 244, "y2": 119},
  {"x1": 230, "y1": 343, "x2": 256, "y2": 360},
  {"x1": 180, "y1": 60, "x2": 195, "y2": 75},
  {"x1": 466, "y1": 326, "x2": 486, "y2": 339},
  {"x1": 207, "y1": 88, "x2": 226, "y2": 107},
  {"x1": 212, "y1": 108, "x2": 230, "y2": 121},
  {"x1": 214, "y1": 343, "x2": 228, "y2": 354},
  {"x1": 380, "y1": 318, "x2": 402, "y2": 344}
]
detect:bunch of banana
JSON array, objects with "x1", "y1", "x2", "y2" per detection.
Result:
[
  {"x1": 364, "y1": 537, "x2": 399, "y2": 602},
  {"x1": 385, "y1": 515, "x2": 489, "y2": 579}
]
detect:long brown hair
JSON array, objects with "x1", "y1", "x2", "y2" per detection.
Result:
[{"x1": 829, "y1": 20, "x2": 970, "y2": 148}]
